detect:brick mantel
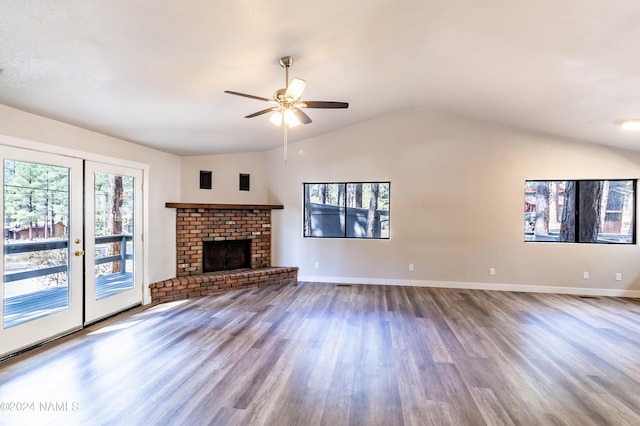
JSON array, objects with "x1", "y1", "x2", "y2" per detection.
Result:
[{"x1": 166, "y1": 203, "x2": 283, "y2": 210}]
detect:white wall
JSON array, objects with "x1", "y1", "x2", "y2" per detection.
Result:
[
  {"x1": 7, "y1": 103, "x2": 639, "y2": 299},
  {"x1": 267, "y1": 107, "x2": 640, "y2": 296},
  {"x1": 180, "y1": 152, "x2": 268, "y2": 204},
  {"x1": 0, "y1": 105, "x2": 181, "y2": 302}
]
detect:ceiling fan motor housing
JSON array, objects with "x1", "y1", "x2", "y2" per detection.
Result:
[{"x1": 274, "y1": 88, "x2": 287, "y2": 102}]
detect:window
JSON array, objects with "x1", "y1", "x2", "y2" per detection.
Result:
[
  {"x1": 304, "y1": 182, "x2": 390, "y2": 238},
  {"x1": 524, "y1": 179, "x2": 636, "y2": 243}
]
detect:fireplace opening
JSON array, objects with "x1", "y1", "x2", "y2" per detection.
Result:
[{"x1": 203, "y1": 240, "x2": 251, "y2": 272}]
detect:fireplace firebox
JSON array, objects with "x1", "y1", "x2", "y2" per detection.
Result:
[{"x1": 203, "y1": 240, "x2": 251, "y2": 272}]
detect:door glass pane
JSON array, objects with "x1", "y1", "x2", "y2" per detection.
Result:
[
  {"x1": 3, "y1": 160, "x2": 70, "y2": 328},
  {"x1": 94, "y1": 173, "x2": 134, "y2": 300}
]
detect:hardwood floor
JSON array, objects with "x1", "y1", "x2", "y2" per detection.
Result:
[{"x1": 1, "y1": 282, "x2": 640, "y2": 425}]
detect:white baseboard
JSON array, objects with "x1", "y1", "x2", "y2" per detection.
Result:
[{"x1": 297, "y1": 275, "x2": 640, "y2": 298}]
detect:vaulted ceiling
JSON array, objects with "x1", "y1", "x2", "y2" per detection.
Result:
[{"x1": 2, "y1": 1, "x2": 640, "y2": 156}]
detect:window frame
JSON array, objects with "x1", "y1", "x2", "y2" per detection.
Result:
[
  {"x1": 303, "y1": 181, "x2": 390, "y2": 239},
  {"x1": 524, "y1": 178, "x2": 636, "y2": 244}
]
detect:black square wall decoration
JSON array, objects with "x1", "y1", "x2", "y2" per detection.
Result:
[
  {"x1": 199, "y1": 171, "x2": 212, "y2": 189},
  {"x1": 239, "y1": 173, "x2": 250, "y2": 191}
]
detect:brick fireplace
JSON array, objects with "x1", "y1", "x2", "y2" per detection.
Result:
[
  {"x1": 149, "y1": 203, "x2": 298, "y2": 303},
  {"x1": 173, "y1": 205, "x2": 276, "y2": 277}
]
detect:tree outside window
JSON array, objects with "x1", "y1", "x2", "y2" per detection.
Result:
[
  {"x1": 304, "y1": 182, "x2": 390, "y2": 239},
  {"x1": 524, "y1": 179, "x2": 636, "y2": 244}
]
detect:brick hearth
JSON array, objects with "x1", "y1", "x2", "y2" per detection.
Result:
[
  {"x1": 149, "y1": 267, "x2": 298, "y2": 304},
  {"x1": 149, "y1": 203, "x2": 297, "y2": 303}
]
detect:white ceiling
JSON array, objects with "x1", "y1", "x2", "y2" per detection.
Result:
[{"x1": 2, "y1": 1, "x2": 640, "y2": 156}]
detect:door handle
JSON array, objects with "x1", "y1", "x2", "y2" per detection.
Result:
[{"x1": 74, "y1": 250, "x2": 85, "y2": 256}]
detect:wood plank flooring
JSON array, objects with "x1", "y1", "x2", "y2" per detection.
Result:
[{"x1": 1, "y1": 282, "x2": 640, "y2": 425}]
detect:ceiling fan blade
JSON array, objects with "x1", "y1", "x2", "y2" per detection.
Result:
[
  {"x1": 224, "y1": 90, "x2": 273, "y2": 102},
  {"x1": 293, "y1": 108, "x2": 312, "y2": 124},
  {"x1": 300, "y1": 101, "x2": 349, "y2": 109},
  {"x1": 245, "y1": 107, "x2": 278, "y2": 118},
  {"x1": 284, "y1": 78, "x2": 307, "y2": 101}
]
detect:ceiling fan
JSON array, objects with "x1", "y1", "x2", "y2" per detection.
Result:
[{"x1": 224, "y1": 55, "x2": 349, "y2": 160}]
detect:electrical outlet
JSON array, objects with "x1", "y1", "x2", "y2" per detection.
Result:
[
  {"x1": 409, "y1": 263, "x2": 414, "y2": 272},
  {"x1": 583, "y1": 271, "x2": 589, "y2": 280},
  {"x1": 616, "y1": 272, "x2": 622, "y2": 281},
  {"x1": 489, "y1": 267, "x2": 496, "y2": 276},
  {"x1": 314, "y1": 262, "x2": 319, "y2": 269}
]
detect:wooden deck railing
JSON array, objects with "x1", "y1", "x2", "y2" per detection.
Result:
[{"x1": 3, "y1": 234, "x2": 133, "y2": 283}]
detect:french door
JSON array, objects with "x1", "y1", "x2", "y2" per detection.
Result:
[
  {"x1": 0, "y1": 148, "x2": 143, "y2": 358},
  {"x1": 84, "y1": 162, "x2": 143, "y2": 324},
  {"x1": 0, "y1": 147, "x2": 84, "y2": 357}
]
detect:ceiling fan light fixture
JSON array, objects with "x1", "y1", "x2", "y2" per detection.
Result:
[
  {"x1": 269, "y1": 109, "x2": 301, "y2": 127},
  {"x1": 283, "y1": 109, "x2": 301, "y2": 127},
  {"x1": 269, "y1": 111, "x2": 282, "y2": 127},
  {"x1": 619, "y1": 119, "x2": 640, "y2": 131}
]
